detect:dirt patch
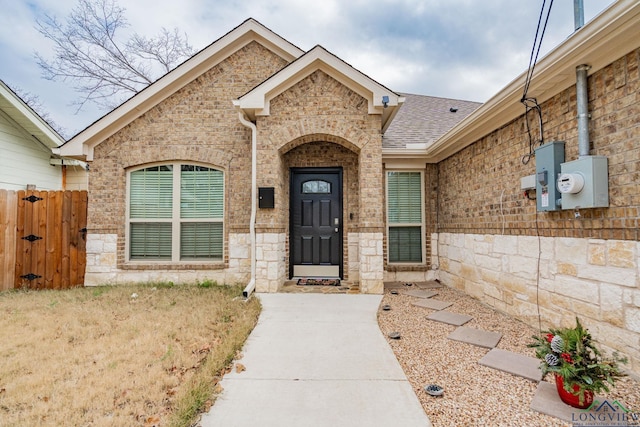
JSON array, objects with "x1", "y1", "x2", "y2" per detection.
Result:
[{"x1": 0, "y1": 283, "x2": 260, "y2": 426}]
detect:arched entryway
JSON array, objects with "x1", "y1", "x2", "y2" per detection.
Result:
[{"x1": 281, "y1": 137, "x2": 360, "y2": 282}]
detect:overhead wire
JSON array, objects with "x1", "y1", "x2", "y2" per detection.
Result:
[
  {"x1": 521, "y1": 0, "x2": 554, "y2": 165},
  {"x1": 520, "y1": 0, "x2": 555, "y2": 332}
]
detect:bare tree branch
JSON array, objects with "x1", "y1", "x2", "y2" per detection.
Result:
[
  {"x1": 34, "y1": 0, "x2": 194, "y2": 111},
  {"x1": 9, "y1": 86, "x2": 68, "y2": 138}
]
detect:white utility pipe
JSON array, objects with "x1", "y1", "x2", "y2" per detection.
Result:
[
  {"x1": 576, "y1": 64, "x2": 591, "y2": 158},
  {"x1": 237, "y1": 111, "x2": 257, "y2": 298}
]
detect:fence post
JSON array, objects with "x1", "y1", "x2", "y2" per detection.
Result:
[{"x1": 0, "y1": 190, "x2": 18, "y2": 290}]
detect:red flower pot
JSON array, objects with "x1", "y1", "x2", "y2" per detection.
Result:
[{"x1": 554, "y1": 373, "x2": 594, "y2": 409}]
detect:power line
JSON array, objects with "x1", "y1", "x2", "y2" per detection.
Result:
[{"x1": 521, "y1": 0, "x2": 554, "y2": 164}]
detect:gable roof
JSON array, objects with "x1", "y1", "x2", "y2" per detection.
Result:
[
  {"x1": 234, "y1": 45, "x2": 404, "y2": 131},
  {"x1": 56, "y1": 18, "x2": 305, "y2": 160},
  {"x1": 0, "y1": 79, "x2": 64, "y2": 149},
  {"x1": 383, "y1": 93, "x2": 480, "y2": 151}
]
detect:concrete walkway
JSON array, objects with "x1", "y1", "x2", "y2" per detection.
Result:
[{"x1": 199, "y1": 293, "x2": 431, "y2": 427}]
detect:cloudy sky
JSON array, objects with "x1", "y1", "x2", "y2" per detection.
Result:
[{"x1": 0, "y1": 0, "x2": 614, "y2": 138}]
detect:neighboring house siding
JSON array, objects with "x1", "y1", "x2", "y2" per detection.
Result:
[
  {"x1": 85, "y1": 42, "x2": 289, "y2": 283},
  {"x1": 434, "y1": 48, "x2": 640, "y2": 374},
  {"x1": 0, "y1": 113, "x2": 61, "y2": 190},
  {"x1": 64, "y1": 165, "x2": 88, "y2": 191}
]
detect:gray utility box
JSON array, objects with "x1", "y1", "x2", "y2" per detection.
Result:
[
  {"x1": 534, "y1": 141, "x2": 565, "y2": 212},
  {"x1": 559, "y1": 156, "x2": 609, "y2": 209}
]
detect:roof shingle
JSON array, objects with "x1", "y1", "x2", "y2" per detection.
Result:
[{"x1": 383, "y1": 93, "x2": 481, "y2": 149}]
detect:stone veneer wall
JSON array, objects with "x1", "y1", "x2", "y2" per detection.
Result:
[
  {"x1": 84, "y1": 42, "x2": 289, "y2": 285},
  {"x1": 434, "y1": 233, "x2": 639, "y2": 373},
  {"x1": 85, "y1": 233, "x2": 251, "y2": 286},
  {"x1": 255, "y1": 233, "x2": 286, "y2": 293},
  {"x1": 434, "y1": 48, "x2": 640, "y2": 374}
]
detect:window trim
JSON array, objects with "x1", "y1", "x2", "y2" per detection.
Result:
[
  {"x1": 385, "y1": 169, "x2": 425, "y2": 265},
  {"x1": 125, "y1": 161, "x2": 225, "y2": 264}
]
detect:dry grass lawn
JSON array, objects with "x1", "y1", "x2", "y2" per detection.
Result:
[{"x1": 0, "y1": 282, "x2": 261, "y2": 427}]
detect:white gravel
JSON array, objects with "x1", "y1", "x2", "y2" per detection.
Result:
[{"x1": 377, "y1": 284, "x2": 640, "y2": 427}]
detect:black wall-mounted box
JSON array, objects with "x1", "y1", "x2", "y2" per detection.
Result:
[{"x1": 258, "y1": 187, "x2": 274, "y2": 208}]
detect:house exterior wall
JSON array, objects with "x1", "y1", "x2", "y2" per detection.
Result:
[
  {"x1": 84, "y1": 41, "x2": 289, "y2": 285},
  {"x1": 0, "y1": 113, "x2": 62, "y2": 190},
  {"x1": 434, "y1": 48, "x2": 640, "y2": 374},
  {"x1": 83, "y1": 46, "x2": 386, "y2": 293}
]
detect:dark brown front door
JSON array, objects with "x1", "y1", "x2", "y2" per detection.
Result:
[{"x1": 290, "y1": 168, "x2": 342, "y2": 278}]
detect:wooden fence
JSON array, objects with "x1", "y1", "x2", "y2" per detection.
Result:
[{"x1": 0, "y1": 189, "x2": 87, "y2": 291}]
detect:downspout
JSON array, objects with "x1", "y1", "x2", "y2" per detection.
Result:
[
  {"x1": 237, "y1": 111, "x2": 257, "y2": 298},
  {"x1": 576, "y1": 64, "x2": 591, "y2": 157}
]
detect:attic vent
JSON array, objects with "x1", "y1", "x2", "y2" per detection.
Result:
[{"x1": 449, "y1": 107, "x2": 458, "y2": 113}]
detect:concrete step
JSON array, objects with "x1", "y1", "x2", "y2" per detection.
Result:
[
  {"x1": 411, "y1": 299, "x2": 453, "y2": 311},
  {"x1": 403, "y1": 289, "x2": 438, "y2": 299},
  {"x1": 426, "y1": 310, "x2": 473, "y2": 326},
  {"x1": 447, "y1": 326, "x2": 502, "y2": 348},
  {"x1": 530, "y1": 381, "x2": 604, "y2": 422},
  {"x1": 478, "y1": 348, "x2": 542, "y2": 382}
]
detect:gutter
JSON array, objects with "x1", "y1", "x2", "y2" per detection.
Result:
[{"x1": 236, "y1": 110, "x2": 257, "y2": 299}]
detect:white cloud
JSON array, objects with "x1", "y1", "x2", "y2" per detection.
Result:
[{"x1": 0, "y1": 0, "x2": 615, "y2": 136}]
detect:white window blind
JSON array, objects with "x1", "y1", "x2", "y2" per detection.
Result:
[
  {"x1": 128, "y1": 164, "x2": 224, "y2": 262},
  {"x1": 130, "y1": 166, "x2": 173, "y2": 218},
  {"x1": 387, "y1": 171, "x2": 423, "y2": 263}
]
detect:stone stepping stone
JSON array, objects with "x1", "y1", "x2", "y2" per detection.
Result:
[
  {"x1": 403, "y1": 289, "x2": 438, "y2": 299},
  {"x1": 415, "y1": 280, "x2": 444, "y2": 290},
  {"x1": 426, "y1": 310, "x2": 472, "y2": 326},
  {"x1": 383, "y1": 281, "x2": 405, "y2": 290},
  {"x1": 447, "y1": 326, "x2": 502, "y2": 348},
  {"x1": 478, "y1": 348, "x2": 542, "y2": 382},
  {"x1": 530, "y1": 381, "x2": 603, "y2": 422},
  {"x1": 411, "y1": 299, "x2": 452, "y2": 311}
]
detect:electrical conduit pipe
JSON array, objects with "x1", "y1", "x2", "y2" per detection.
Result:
[
  {"x1": 576, "y1": 64, "x2": 591, "y2": 157},
  {"x1": 237, "y1": 111, "x2": 257, "y2": 298}
]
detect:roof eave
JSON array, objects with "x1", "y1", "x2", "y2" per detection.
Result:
[{"x1": 0, "y1": 80, "x2": 64, "y2": 148}]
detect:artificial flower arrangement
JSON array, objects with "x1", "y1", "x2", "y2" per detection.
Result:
[{"x1": 528, "y1": 317, "x2": 626, "y2": 408}]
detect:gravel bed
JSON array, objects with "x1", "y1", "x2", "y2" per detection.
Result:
[{"x1": 377, "y1": 284, "x2": 640, "y2": 427}]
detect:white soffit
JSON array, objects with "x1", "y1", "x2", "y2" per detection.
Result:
[{"x1": 57, "y1": 19, "x2": 304, "y2": 160}]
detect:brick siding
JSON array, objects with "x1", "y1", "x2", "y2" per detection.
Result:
[
  {"x1": 88, "y1": 42, "x2": 289, "y2": 269},
  {"x1": 436, "y1": 48, "x2": 639, "y2": 239}
]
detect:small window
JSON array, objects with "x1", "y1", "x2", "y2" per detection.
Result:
[
  {"x1": 128, "y1": 163, "x2": 224, "y2": 262},
  {"x1": 302, "y1": 180, "x2": 331, "y2": 194},
  {"x1": 387, "y1": 171, "x2": 423, "y2": 263}
]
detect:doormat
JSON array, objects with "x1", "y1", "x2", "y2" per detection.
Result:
[{"x1": 297, "y1": 278, "x2": 341, "y2": 286}]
